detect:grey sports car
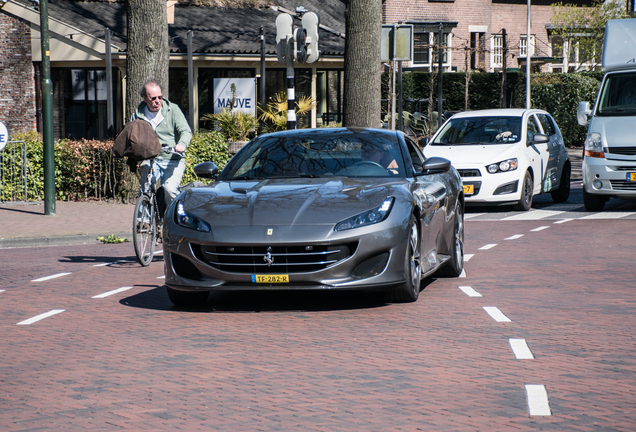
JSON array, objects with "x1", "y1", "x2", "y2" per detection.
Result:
[{"x1": 163, "y1": 128, "x2": 465, "y2": 306}]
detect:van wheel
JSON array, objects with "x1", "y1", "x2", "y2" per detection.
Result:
[
  {"x1": 583, "y1": 189, "x2": 606, "y2": 211},
  {"x1": 551, "y1": 163, "x2": 571, "y2": 203},
  {"x1": 514, "y1": 171, "x2": 533, "y2": 211}
]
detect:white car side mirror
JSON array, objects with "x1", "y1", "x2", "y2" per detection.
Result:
[{"x1": 577, "y1": 101, "x2": 592, "y2": 126}]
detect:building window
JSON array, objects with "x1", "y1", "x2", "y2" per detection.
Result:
[
  {"x1": 413, "y1": 31, "x2": 451, "y2": 68},
  {"x1": 491, "y1": 35, "x2": 503, "y2": 69},
  {"x1": 413, "y1": 33, "x2": 430, "y2": 64},
  {"x1": 471, "y1": 32, "x2": 486, "y2": 70},
  {"x1": 519, "y1": 35, "x2": 535, "y2": 58}
]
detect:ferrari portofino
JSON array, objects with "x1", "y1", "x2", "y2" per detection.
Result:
[{"x1": 163, "y1": 128, "x2": 465, "y2": 306}]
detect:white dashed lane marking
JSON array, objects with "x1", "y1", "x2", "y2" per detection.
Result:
[
  {"x1": 580, "y1": 212, "x2": 632, "y2": 219},
  {"x1": 530, "y1": 226, "x2": 550, "y2": 232},
  {"x1": 92, "y1": 287, "x2": 134, "y2": 299},
  {"x1": 554, "y1": 218, "x2": 574, "y2": 224},
  {"x1": 525, "y1": 384, "x2": 552, "y2": 416},
  {"x1": 478, "y1": 244, "x2": 497, "y2": 250},
  {"x1": 31, "y1": 273, "x2": 72, "y2": 282},
  {"x1": 509, "y1": 338, "x2": 534, "y2": 359},
  {"x1": 459, "y1": 286, "x2": 482, "y2": 297},
  {"x1": 505, "y1": 234, "x2": 524, "y2": 240},
  {"x1": 459, "y1": 269, "x2": 467, "y2": 278},
  {"x1": 157, "y1": 275, "x2": 165, "y2": 279},
  {"x1": 17, "y1": 309, "x2": 65, "y2": 325},
  {"x1": 483, "y1": 306, "x2": 512, "y2": 322},
  {"x1": 464, "y1": 254, "x2": 474, "y2": 262},
  {"x1": 502, "y1": 210, "x2": 564, "y2": 221}
]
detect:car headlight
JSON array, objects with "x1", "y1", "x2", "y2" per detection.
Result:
[
  {"x1": 175, "y1": 201, "x2": 211, "y2": 232},
  {"x1": 487, "y1": 158, "x2": 518, "y2": 174},
  {"x1": 334, "y1": 197, "x2": 394, "y2": 232},
  {"x1": 584, "y1": 132, "x2": 604, "y2": 158}
]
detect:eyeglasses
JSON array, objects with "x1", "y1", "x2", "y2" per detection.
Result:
[{"x1": 150, "y1": 95, "x2": 163, "y2": 101}]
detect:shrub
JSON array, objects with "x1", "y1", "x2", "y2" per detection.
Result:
[{"x1": 181, "y1": 130, "x2": 232, "y2": 185}]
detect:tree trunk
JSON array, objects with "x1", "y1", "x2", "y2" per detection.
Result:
[
  {"x1": 342, "y1": 0, "x2": 382, "y2": 128},
  {"x1": 125, "y1": 0, "x2": 169, "y2": 122}
]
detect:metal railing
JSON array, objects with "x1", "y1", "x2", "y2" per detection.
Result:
[{"x1": 0, "y1": 140, "x2": 41, "y2": 203}]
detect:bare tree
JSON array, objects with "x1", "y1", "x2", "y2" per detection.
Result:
[
  {"x1": 341, "y1": 0, "x2": 382, "y2": 128},
  {"x1": 125, "y1": 0, "x2": 169, "y2": 121}
]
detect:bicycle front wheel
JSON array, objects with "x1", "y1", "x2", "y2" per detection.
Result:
[{"x1": 133, "y1": 194, "x2": 156, "y2": 266}]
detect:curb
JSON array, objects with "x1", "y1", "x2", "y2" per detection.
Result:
[{"x1": 0, "y1": 231, "x2": 132, "y2": 249}]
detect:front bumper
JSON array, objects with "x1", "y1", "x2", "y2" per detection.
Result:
[
  {"x1": 583, "y1": 155, "x2": 636, "y2": 198},
  {"x1": 458, "y1": 167, "x2": 523, "y2": 204},
  {"x1": 162, "y1": 221, "x2": 410, "y2": 293}
]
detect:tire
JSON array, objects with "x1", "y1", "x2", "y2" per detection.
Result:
[
  {"x1": 583, "y1": 188, "x2": 606, "y2": 211},
  {"x1": 166, "y1": 287, "x2": 209, "y2": 306},
  {"x1": 388, "y1": 216, "x2": 421, "y2": 303},
  {"x1": 436, "y1": 202, "x2": 464, "y2": 277},
  {"x1": 551, "y1": 163, "x2": 571, "y2": 203},
  {"x1": 514, "y1": 171, "x2": 533, "y2": 211},
  {"x1": 133, "y1": 194, "x2": 156, "y2": 266}
]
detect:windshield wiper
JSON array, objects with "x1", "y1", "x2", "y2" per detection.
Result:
[
  {"x1": 231, "y1": 175, "x2": 260, "y2": 180},
  {"x1": 298, "y1": 173, "x2": 320, "y2": 178}
]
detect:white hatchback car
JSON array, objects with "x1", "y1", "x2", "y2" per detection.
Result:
[{"x1": 423, "y1": 109, "x2": 571, "y2": 210}]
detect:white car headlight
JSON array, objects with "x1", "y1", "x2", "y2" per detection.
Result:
[
  {"x1": 487, "y1": 158, "x2": 518, "y2": 174},
  {"x1": 584, "y1": 132, "x2": 604, "y2": 158},
  {"x1": 334, "y1": 197, "x2": 394, "y2": 232},
  {"x1": 175, "y1": 201, "x2": 211, "y2": 232}
]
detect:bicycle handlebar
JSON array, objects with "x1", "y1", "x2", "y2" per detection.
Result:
[{"x1": 161, "y1": 145, "x2": 183, "y2": 156}]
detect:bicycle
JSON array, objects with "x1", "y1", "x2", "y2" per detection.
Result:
[{"x1": 133, "y1": 146, "x2": 181, "y2": 266}]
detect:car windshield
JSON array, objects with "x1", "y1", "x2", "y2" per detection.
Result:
[
  {"x1": 220, "y1": 130, "x2": 406, "y2": 180},
  {"x1": 431, "y1": 116, "x2": 522, "y2": 145},
  {"x1": 597, "y1": 72, "x2": 636, "y2": 116}
]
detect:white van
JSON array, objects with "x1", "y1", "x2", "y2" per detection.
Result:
[{"x1": 577, "y1": 19, "x2": 636, "y2": 211}]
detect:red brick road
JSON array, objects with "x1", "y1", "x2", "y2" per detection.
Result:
[{"x1": 0, "y1": 219, "x2": 634, "y2": 431}]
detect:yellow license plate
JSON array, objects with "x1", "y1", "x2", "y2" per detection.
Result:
[
  {"x1": 252, "y1": 274, "x2": 289, "y2": 283},
  {"x1": 463, "y1": 184, "x2": 474, "y2": 194},
  {"x1": 627, "y1": 173, "x2": 636, "y2": 182}
]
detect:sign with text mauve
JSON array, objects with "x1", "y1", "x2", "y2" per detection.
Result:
[
  {"x1": 0, "y1": 120, "x2": 9, "y2": 151},
  {"x1": 213, "y1": 78, "x2": 257, "y2": 115}
]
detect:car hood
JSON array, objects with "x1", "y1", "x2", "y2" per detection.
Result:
[
  {"x1": 424, "y1": 143, "x2": 519, "y2": 166},
  {"x1": 179, "y1": 177, "x2": 410, "y2": 227}
]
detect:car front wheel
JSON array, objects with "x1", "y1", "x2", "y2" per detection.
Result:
[
  {"x1": 514, "y1": 171, "x2": 533, "y2": 211},
  {"x1": 583, "y1": 188, "x2": 606, "y2": 211},
  {"x1": 388, "y1": 216, "x2": 421, "y2": 303}
]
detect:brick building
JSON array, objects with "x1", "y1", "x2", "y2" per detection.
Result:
[{"x1": 382, "y1": 0, "x2": 595, "y2": 73}]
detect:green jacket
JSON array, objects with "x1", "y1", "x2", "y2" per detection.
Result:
[{"x1": 132, "y1": 98, "x2": 192, "y2": 161}]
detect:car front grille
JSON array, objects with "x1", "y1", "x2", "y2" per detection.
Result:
[
  {"x1": 613, "y1": 166, "x2": 636, "y2": 171},
  {"x1": 609, "y1": 180, "x2": 636, "y2": 191},
  {"x1": 191, "y1": 242, "x2": 358, "y2": 274},
  {"x1": 457, "y1": 169, "x2": 482, "y2": 177},
  {"x1": 608, "y1": 147, "x2": 636, "y2": 156}
]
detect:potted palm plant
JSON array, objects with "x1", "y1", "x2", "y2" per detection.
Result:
[
  {"x1": 201, "y1": 84, "x2": 259, "y2": 154},
  {"x1": 258, "y1": 91, "x2": 317, "y2": 132}
]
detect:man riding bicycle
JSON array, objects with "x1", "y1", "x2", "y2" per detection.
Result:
[{"x1": 132, "y1": 79, "x2": 192, "y2": 207}]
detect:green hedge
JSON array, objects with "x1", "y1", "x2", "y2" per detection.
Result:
[
  {"x1": 384, "y1": 70, "x2": 603, "y2": 146},
  {"x1": 1, "y1": 130, "x2": 232, "y2": 202}
]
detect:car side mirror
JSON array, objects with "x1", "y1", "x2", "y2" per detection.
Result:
[
  {"x1": 529, "y1": 133, "x2": 549, "y2": 145},
  {"x1": 194, "y1": 162, "x2": 219, "y2": 179},
  {"x1": 577, "y1": 101, "x2": 592, "y2": 126},
  {"x1": 416, "y1": 157, "x2": 451, "y2": 175}
]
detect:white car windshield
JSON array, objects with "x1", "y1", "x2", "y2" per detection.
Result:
[{"x1": 431, "y1": 116, "x2": 522, "y2": 145}]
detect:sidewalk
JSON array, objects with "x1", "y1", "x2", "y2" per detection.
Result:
[{"x1": 0, "y1": 200, "x2": 134, "y2": 248}]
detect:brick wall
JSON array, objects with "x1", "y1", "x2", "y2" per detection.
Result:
[
  {"x1": 383, "y1": 0, "x2": 556, "y2": 72},
  {"x1": 0, "y1": 12, "x2": 36, "y2": 136}
]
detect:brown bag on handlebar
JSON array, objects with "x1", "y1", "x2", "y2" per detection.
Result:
[{"x1": 112, "y1": 120, "x2": 161, "y2": 161}]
